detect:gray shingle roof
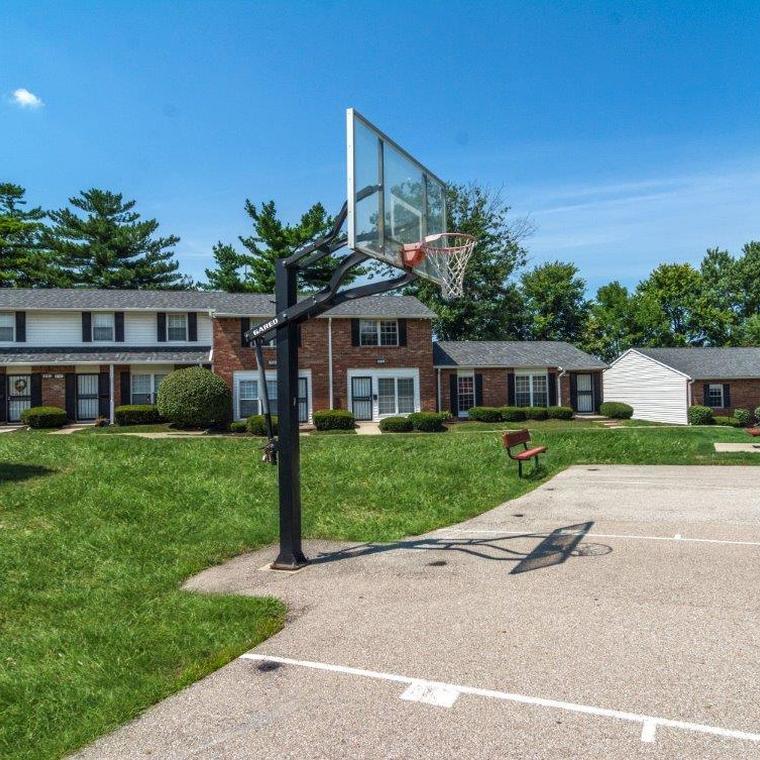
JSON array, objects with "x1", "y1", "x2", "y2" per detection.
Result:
[
  {"x1": 0, "y1": 346, "x2": 211, "y2": 365},
  {"x1": 433, "y1": 341, "x2": 607, "y2": 370},
  {"x1": 634, "y1": 347, "x2": 760, "y2": 380},
  {"x1": 0, "y1": 289, "x2": 434, "y2": 318}
]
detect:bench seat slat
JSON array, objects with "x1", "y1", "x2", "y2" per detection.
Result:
[{"x1": 515, "y1": 446, "x2": 547, "y2": 460}]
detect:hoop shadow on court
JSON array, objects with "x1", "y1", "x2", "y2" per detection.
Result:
[{"x1": 307, "y1": 522, "x2": 611, "y2": 575}]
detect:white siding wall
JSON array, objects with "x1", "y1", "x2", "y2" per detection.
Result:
[
  {"x1": 603, "y1": 351, "x2": 689, "y2": 424},
  {"x1": 1, "y1": 310, "x2": 212, "y2": 347}
]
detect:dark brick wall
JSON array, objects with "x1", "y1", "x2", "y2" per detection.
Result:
[{"x1": 693, "y1": 378, "x2": 760, "y2": 416}]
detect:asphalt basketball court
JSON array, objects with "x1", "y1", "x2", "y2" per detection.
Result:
[{"x1": 74, "y1": 465, "x2": 760, "y2": 759}]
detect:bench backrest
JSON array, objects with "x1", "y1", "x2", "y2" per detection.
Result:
[{"x1": 503, "y1": 429, "x2": 530, "y2": 449}]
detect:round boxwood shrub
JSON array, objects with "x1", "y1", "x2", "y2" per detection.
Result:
[
  {"x1": 734, "y1": 408, "x2": 752, "y2": 427},
  {"x1": 313, "y1": 409, "x2": 355, "y2": 431},
  {"x1": 524, "y1": 406, "x2": 548, "y2": 420},
  {"x1": 20, "y1": 406, "x2": 67, "y2": 429},
  {"x1": 687, "y1": 405, "x2": 714, "y2": 425},
  {"x1": 246, "y1": 414, "x2": 279, "y2": 436},
  {"x1": 379, "y1": 416, "x2": 413, "y2": 433},
  {"x1": 547, "y1": 406, "x2": 573, "y2": 420},
  {"x1": 408, "y1": 411, "x2": 449, "y2": 432},
  {"x1": 500, "y1": 406, "x2": 526, "y2": 422},
  {"x1": 714, "y1": 415, "x2": 741, "y2": 427},
  {"x1": 156, "y1": 367, "x2": 232, "y2": 428},
  {"x1": 600, "y1": 401, "x2": 634, "y2": 419},
  {"x1": 114, "y1": 404, "x2": 162, "y2": 426},
  {"x1": 467, "y1": 406, "x2": 503, "y2": 423},
  {"x1": 229, "y1": 420, "x2": 248, "y2": 434}
]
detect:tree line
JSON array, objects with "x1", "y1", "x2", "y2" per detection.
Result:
[{"x1": 2, "y1": 180, "x2": 758, "y2": 361}]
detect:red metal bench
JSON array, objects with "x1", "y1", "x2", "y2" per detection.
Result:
[{"x1": 503, "y1": 429, "x2": 547, "y2": 478}]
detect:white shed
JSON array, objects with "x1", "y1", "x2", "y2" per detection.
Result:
[{"x1": 603, "y1": 349, "x2": 690, "y2": 424}]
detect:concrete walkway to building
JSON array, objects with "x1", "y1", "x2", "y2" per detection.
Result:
[{"x1": 74, "y1": 465, "x2": 760, "y2": 759}]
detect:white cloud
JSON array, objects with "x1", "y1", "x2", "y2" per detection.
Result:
[{"x1": 11, "y1": 88, "x2": 44, "y2": 109}]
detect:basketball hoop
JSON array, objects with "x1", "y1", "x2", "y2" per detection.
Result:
[{"x1": 402, "y1": 232, "x2": 476, "y2": 299}]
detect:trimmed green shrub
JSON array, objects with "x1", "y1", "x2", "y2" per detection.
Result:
[
  {"x1": 229, "y1": 420, "x2": 248, "y2": 433},
  {"x1": 379, "y1": 416, "x2": 413, "y2": 433},
  {"x1": 547, "y1": 406, "x2": 574, "y2": 420},
  {"x1": 500, "y1": 406, "x2": 526, "y2": 422},
  {"x1": 156, "y1": 367, "x2": 231, "y2": 428},
  {"x1": 313, "y1": 409, "x2": 355, "y2": 431},
  {"x1": 467, "y1": 406, "x2": 503, "y2": 422},
  {"x1": 755, "y1": 407, "x2": 760, "y2": 425},
  {"x1": 114, "y1": 404, "x2": 161, "y2": 426},
  {"x1": 734, "y1": 408, "x2": 752, "y2": 427},
  {"x1": 687, "y1": 405, "x2": 714, "y2": 425},
  {"x1": 408, "y1": 411, "x2": 449, "y2": 432},
  {"x1": 20, "y1": 406, "x2": 67, "y2": 429},
  {"x1": 246, "y1": 414, "x2": 279, "y2": 436},
  {"x1": 600, "y1": 401, "x2": 634, "y2": 419},
  {"x1": 714, "y1": 415, "x2": 741, "y2": 427},
  {"x1": 524, "y1": 406, "x2": 548, "y2": 420}
]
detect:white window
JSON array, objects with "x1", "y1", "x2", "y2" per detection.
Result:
[
  {"x1": 167, "y1": 313, "x2": 187, "y2": 341},
  {"x1": 131, "y1": 373, "x2": 166, "y2": 405},
  {"x1": 0, "y1": 313, "x2": 14, "y2": 342},
  {"x1": 236, "y1": 375, "x2": 308, "y2": 422},
  {"x1": 377, "y1": 376, "x2": 416, "y2": 416},
  {"x1": 706, "y1": 384, "x2": 724, "y2": 408},
  {"x1": 92, "y1": 312, "x2": 114, "y2": 341},
  {"x1": 359, "y1": 319, "x2": 398, "y2": 346},
  {"x1": 515, "y1": 372, "x2": 549, "y2": 407},
  {"x1": 457, "y1": 375, "x2": 475, "y2": 416}
]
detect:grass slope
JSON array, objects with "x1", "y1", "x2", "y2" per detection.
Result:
[{"x1": 0, "y1": 425, "x2": 755, "y2": 758}]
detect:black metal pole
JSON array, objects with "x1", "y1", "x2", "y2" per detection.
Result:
[{"x1": 271, "y1": 257, "x2": 307, "y2": 569}]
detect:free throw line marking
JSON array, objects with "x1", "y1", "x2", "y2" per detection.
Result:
[{"x1": 241, "y1": 653, "x2": 760, "y2": 746}]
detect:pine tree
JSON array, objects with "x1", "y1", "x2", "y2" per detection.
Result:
[
  {"x1": 45, "y1": 189, "x2": 191, "y2": 289},
  {"x1": 0, "y1": 183, "x2": 61, "y2": 287},
  {"x1": 202, "y1": 242, "x2": 252, "y2": 292}
]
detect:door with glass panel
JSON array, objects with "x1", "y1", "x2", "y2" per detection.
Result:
[
  {"x1": 7, "y1": 375, "x2": 31, "y2": 422},
  {"x1": 77, "y1": 374, "x2": 100, "y2": 420},
  {"x1": 575, "y1": 373, "x2": 594, "y2": 413},
  {"x1": 377, "y1": 376, "x2": 416, "y2": 417},
  {"x1": 351, "y1": 376, "x2": 373, "y2": 420},
  {"x1": 457, "y1": 375, "x2": 475, "y2": 416}
]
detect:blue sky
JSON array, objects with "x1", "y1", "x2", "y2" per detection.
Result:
[{"x1": 2, "y1": 1, "x2": 760, "y2": 293}]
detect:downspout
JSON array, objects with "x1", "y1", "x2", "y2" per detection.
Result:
[
  {"x1": 557, "y1": 367, "x2": 566, "y2": 407},
  {"x1": 436, "y1": 368, "x2": 441, "y2": 412},
  {"x1": 687, "y1": 378, "x2": 694, "y2": 424},
  {"x1": 109, "y1": 364, "x2": 115, "y2": 424},
  {"x1": 327, "y1": 317, "x2": 334, "y2": 409}
]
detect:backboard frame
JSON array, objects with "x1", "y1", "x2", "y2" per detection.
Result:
[{"x1": 346, "y1": 107, "x2": 448, "y2": 283}]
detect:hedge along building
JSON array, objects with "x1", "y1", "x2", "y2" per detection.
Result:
[
  {"x1": 433, "y1": 341, "x2": 607, "y2": 418},
  {"x1": 0, "y1": 289, "x2": 436, "y2": 424},
  {"x1": 604, "y1": 347, "x2": 760, "y2": 425}
]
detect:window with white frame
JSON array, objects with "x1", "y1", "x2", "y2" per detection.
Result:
[
  {"x1": 0, "y1": 313, "x2": 14, "y2": 342},
  {"x1": 377, "y1": 376, "x2": 415, "y2": 416},
  {"x1": 167, "y1": 313, "x2": 187, "y2": 341},
  {"x1": 131, "y1": 373, "x2": 167, "y2": 404},
  {"x1": 706, "y1": 384, "x2": 724, "y2": 408},
  {"x1": 92, "y1": 312, "x2": 114, "y2": 341},
  {"x1": 237, "y1": 376, "x2": 308, "y2": 422},
  {"x1": 515, "y1": 372, "x2": 548, "y2": 407},
  {"x1": 457, "y1": 374, "x2": 475, "y2": 415},
  {"x1": 359, "y1": 319, "x2": 398, "y2": 346}
]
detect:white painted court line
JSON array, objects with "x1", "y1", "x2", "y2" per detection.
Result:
[
  {"x1": 241, "y1": 653, "x2": 760, "y2": 746},
  {"x1": 438, "y1": 528, "x2": 760, "y2": 548}
]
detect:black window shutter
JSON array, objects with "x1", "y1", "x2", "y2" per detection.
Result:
[
  {"x1": 474, "y1": 373, "x2": 483, "y2": 406},
  {"x1": 240, "y1": 317, "x2": 250, "y2": 346},
  {"x1": 157, "y1": 312, "x2": 166, "y2": 342},
  {"x1": 64, "y1": 373, "x2": 77, "y2": 420},
  {"x1": 98, "y1": 372, "x2": 110, "y2": 417},
  {"x1": 398, "y1": 319, "x2": 407, "y2": 346},
  {"x1": 120, "y1": 371, "x2": 131, "y2": 405},
  {"x1": 0, "y1": 375, "x2": 6, "y2": 422},
  {"x1": 449, "y1": 373, "x2": 458, "y2": 415},
  {"x1": 30, "y1": 373, "x2": 42, "y2": 407},
  {"x1": 723, "y1": 383, "x2": 731, "y2": 408},
  {"x1": 507, "y1": 372, "x2": 516, "y2": 406},
  {"x1": 703, "y1": 383, "x2": 710, "y2": 405},
  {"x1": 15, "y1": 312, "x2": 26, "y2": 343},
  {"x1": 569, "y1": 374, "x2": 577, "y2": 411},
  {"x1": 115, "y1": 311, "x2": 125, "y2": 342},
  {"x1": 187, "y1": 312, "x2": 198, "y2": 341},
  {"x1": 592, "y1": 373, "x2": 602, "y2": 412},
  {"x1": 548, "y1": 372, "x2": 557, "y2": 406},
  {"x1": 82, "y1": 312, "x2": 92, "y2": 342},
  {"x1": 351, "y1": 319, "x2": 360, "y2": 346}
]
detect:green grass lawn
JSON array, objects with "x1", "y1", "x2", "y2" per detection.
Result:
[{"x1": 0, "y1": 425, "x2": 756, "y2": 759}]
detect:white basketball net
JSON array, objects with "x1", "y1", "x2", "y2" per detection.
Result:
[{"x1": 421, "y1": 233, "x2": 477, "y2": 299}]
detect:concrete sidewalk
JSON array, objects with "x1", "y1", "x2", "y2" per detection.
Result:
[{"x1": 74, "y1": 466, "x2": 760, "y2": 759}]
